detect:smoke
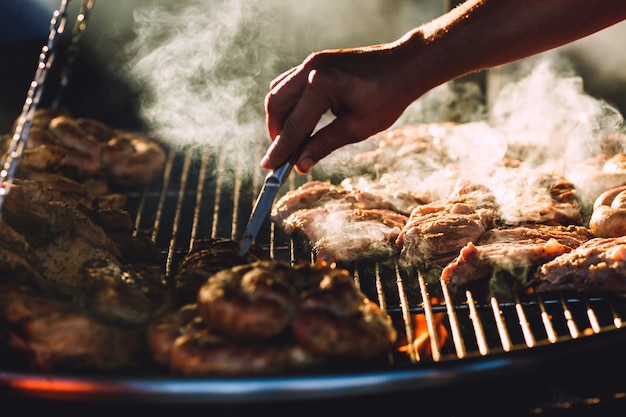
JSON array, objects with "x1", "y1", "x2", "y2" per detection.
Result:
[
  {"x1": 122, "y1": 0, "x2": 626, "y2": 218},
  {"x1": 123, "y1": 0, "x2": 439, "y2": 176}
]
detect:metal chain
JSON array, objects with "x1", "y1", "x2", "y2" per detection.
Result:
[
  {"x1": 52, "y1": 0, "x2": 97, "y2": 109},
  {"x1": 0, "y1": 0, "x2": 96, "y2": 217}
]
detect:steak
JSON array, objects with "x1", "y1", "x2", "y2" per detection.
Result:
[
  {"x1": 441, "y1": 224, "x2": 593, "y2": 285},
  {"x1": 531, "y1": 236, "x2": 626, "y2": 297}
]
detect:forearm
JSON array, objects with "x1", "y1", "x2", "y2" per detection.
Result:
[{"x1": 396, "y1": 0, "x2": 626, "y2": 98}]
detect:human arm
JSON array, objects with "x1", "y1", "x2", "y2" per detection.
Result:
[{"x1": 262, "y1": 0, "x2": 626, "y2": 174}]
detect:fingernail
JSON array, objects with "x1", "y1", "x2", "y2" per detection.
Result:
[{"x1": 299, "y1": 158, "x2": 314, "y2": 173}]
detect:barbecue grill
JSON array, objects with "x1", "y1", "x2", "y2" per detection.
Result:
[{"x1": 3, "y1": 1, "x2": 626, "y2": 415}]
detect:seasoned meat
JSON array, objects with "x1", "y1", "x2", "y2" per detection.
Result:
[
  {"x1": 505, "y1": 172, "x2": 582, "y2": 226},
  {"x1": 284, "y1": 207, "x2": 408, "y2": 263},
  {"x1": 100, "y1": 133, "x2": 167, "y2": 186},
  {"x1": 31, "y1": 201, "x2": 124, "y2": 296},
  {"x1": 531, "y1": 236, "x2": 626, "y2": 297},
  {"x1": 173, "y1": 237, "x2": 270, "y2": 305},
  {"x1": 272, "y1": 176, "x2": 425, "y2": 263},
  {"x1": 192, "y1": 261, "x2": 396, "y2": 366},
  {"x1": 10, "y1": 108, "x2": 166, "y2": 186},
  {"x1": 397, "y1": 182, "x2": 500, "y2": 267},
  {"x1": 148, "y1": 304, "x2": 323, "y2": 376},
  {"x1": 352, "y1": 123, "x2": 456, "y2": 175},
  {"x1": 197, "y1": 261, "x2": 298, "y2": 340},
  {"x1": 78, "y1": 259, "x2": 169, "y2": 327},
  {"x1": 292, "y1": 268, "x2": 397, "y2": 358},
  {"x1": 441, "y1": 224, "x2": 593, "y2": 285},
  {"x1": 272, "y1": 176, "x2": 429, "y2": 226},
  {"x1": 0, "y1": 283, "x2": 147, "y2": 372}
]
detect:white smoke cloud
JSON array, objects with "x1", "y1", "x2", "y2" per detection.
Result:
[{"x1": 123, "y1": 0, "x2": 440, "y2": 175}]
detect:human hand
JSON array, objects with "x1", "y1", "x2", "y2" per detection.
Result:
[{"x1": 262, "y1": 45, "x2": 421, "y2": 174}]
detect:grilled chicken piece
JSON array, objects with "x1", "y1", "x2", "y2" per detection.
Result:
[
  {"x1": 0, "y1": 283, "x2": 147, "y2": 372},
  {"x1": 100, "y1": 133, "x2": 167, "y2": 186},
  {"x1": 48, "y1": 115, "x2": 103, "y2": 177},
  {"x1": 292, "y1": 267, "x2": 397, "y2": 358},
  {"x1": 173, "y1": 238, "x2": 270, "y2": 306},
  {"x1": 197, "y1": 260, "x2": 396, "y2": 359},
  {"x1": 505, "y1": 172, "x2": 582, "y2": 226},
  {"x1": 284, "y1": 207, "x2": 408, "y2": 263},
  {"x1": 272, "y1": 176, "x2": 429, "y2": 226},
  {"x1": 272, "y1": 176, "x2": 426, "y2": 263},
  {"x1": 8, "y1": 109, "x2": 166, "y2": 186},
  {"x1": 441, "y1": 224, "x2": 593, "y2": 285},
  {"x1": 531, "y1": 236, "x2": 626, "y2": 297},
  {"x1": 397, "y1": 182, "x2": 500, "y2": 267},
  {"x1": 79, "y1": 258, "x2": 169, "y2": 327},
  {"x1": 0, "y1": 221, "x2": 47, "y2": 290},
  {"x1": 198, "y1": 261, "x2": 298, "y2": 340},
  {"x1": 148, "y1": 304, "x2": 323, "y2": 375}
]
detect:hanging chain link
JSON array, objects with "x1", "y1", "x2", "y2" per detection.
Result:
[
  {"x1": 52, "y1": 0, "x2": 97, "y2": 109},
  {"x1": 0, "y1": 0, "x2": 97, "y2": 217}
]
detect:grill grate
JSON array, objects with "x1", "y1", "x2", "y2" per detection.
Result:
[{"x1": 125, "y1": 148, "x2": 626, "y2": 368}]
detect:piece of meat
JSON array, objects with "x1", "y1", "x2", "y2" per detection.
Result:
[
  {"x1": 283, "y1": 207, "x2": 408, "y2": 263},
  {"x1": 292, "y1": 268, "x2": 397, "y2": 358},
  {"x1": 147, "y1": 304, "x2": 323, "y2": 376},
  {"x1": 172, "y1": 237, "x2": 270, "y2": 306},
  {"x1": 531, "y1": 236, "x2": 626, "y2": 297},
  {"x1": 397, "y1": 182, "x2": 500, "y2": 267},
  {"x1": 197, "y1": 261, "x2": 298, "y2": 341},
  {"x1": 194, "y1": 260, "x2": 397, "y2": 364},
  {"x1": 0, "y1": 283, "x2": 147, "y2": 372},
  {"x1": 442, "y1": 224, "x2": 593, "y2": 285},
  {"x1": 100, "y1": 133, "x2": 167, "y2": 186},
  {"x1": 272, "y1": 176, "x2": 425, "y2": 263},
  {"x1": 505, "y1": 172, "x2": 582, "y2": 226},
  {"x1": 352, "y1": 123, "x2": 456, "y2": 175},
  {"x1": 78, "y1": 258, "x2": 170, "y2": 327}
]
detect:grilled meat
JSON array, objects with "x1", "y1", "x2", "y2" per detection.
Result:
[
  {"x1": 197, "y1": 261, "x2": 298, "y2": 340},
  {"x1": 272, "y1": 176, "x2": 429, "y2": 225},
  {"x1": 9, "y1": 108, "x2": 166, "y2": 186},
  {"x1": 100, "y1": 133, "x2": 167, "y2": 186},
  {"x1": 531, "y1": 236, "x2": 626, "y2": 297},
  {"x1": 173, "y1": 237, "x2": 270, "y2": 306},
  {"x1": 272, "y1": 176, "x2": 426, "y2": 263},
  {"x1": 191, "y1": 260, "x2": 396, "y2": 366},
  {"x1": 505, "y1": 172, "x2": 582, "y2": 226},
  {"x1": 284, "y1": 207, "x2": 408, "y2": 263},
  {"x1": 148, "y1": 304, "x2": 323, "y2": 376},
  {"x1": 352, "y1": 122, "x2": 456, "y2": 175},
  {"x1": 0, "y1": 283, "x2": 147, "y2": 372},
  {"x1": 397, "y1": 182, "x2": 500, "y2": 267},
  {"x1": 441, "y1": 224, "x2": 593, "y2": 285},
  {"x1": 79, "y1": 258, "x2": 169, "y2": 327},
  {"x1": 292, "y1": 267, "x2": 397, "y2": 358}
]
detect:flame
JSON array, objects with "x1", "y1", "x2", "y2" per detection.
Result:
[{"x1": 397, "y1": 310, "x2": 449, "y2": 359}]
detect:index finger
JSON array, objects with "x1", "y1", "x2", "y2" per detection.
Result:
[{"x1": 262, "y1": 69, "x2": 331, "y2": 169}]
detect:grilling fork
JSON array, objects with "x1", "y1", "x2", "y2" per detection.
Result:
[{"x1": 239, "y1": 146, "x2": 303, "y2": 257}]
